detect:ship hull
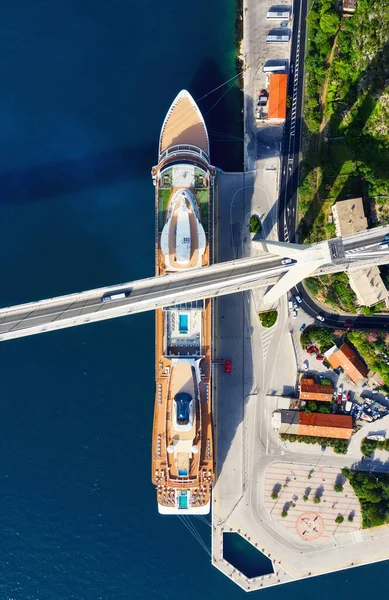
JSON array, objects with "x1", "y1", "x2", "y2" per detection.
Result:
[{"x1": 151, "y1": 91, "x2": 215, "y2": 514}]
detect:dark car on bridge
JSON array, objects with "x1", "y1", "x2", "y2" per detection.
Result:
[{"x1": 343, "y1": 321, "x2": 353, "y2": 328}]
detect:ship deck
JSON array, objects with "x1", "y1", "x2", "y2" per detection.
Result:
[{"x1": 159, "y1": 92, "x2": 209, "y2": 156}]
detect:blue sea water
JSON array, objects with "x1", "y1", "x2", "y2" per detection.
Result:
[{"x1": 0, "y1": 1, "x2": 387, "y2": 599}]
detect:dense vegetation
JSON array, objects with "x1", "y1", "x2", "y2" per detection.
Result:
[
  {"x1": 249, "y1": 214, "x2": 261, "y2": 233},
  {"x1": 299, "y1": 0, "x2": 389, "y2": 246},
  {"x1": 305, "y1": 273, "x2": 358, "y2": 314},
  {"x1": 361, "y1": 437, "x2": 389, "y2": 457},
  {"x1": 342, "y1": 468, "x2": 389, "y2": 528},
  {"x1": 300, "y1": 325, "x2": 334, "y2": 352},
  {"x1": 305, "y1": 401, "x2": 332, "y2": 414},
  {"x1": 347, "y1": 330, "x2": 389, "y2": 386},
  {"x1": 259, "y1": 310, "x2": 277, "y2": 328},
  {"x1": 280, "y1": 433, "x2": 348, "y2": 454}
]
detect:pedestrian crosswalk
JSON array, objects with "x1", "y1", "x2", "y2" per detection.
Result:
[{"x1": 260, "y1": 324, "x2": 276, "y2": 362}]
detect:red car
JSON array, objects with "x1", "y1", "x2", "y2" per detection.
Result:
[
  {"x1": 224, "y1": 360, "x2": 232, "y2": 374},
  {"x1": 316, "y1": 355, "x2": 324, "y2": 361},
  {"x1": 347, "y1": 390, "x2": 352, "y2": 401},
  {"x1": 343, "y1": 322, "x2": 353, "y2": 328},
  {"x1": 307, "y1": 346, "x2": 316, "y2": 354}
]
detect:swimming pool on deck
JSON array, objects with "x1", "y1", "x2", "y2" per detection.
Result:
[
  {"x1": 178, "y1": 313, "x2": 189, "y2": 334},
  {"x1": 178, "y1": 492, "x2": 188, "y2": 509}
]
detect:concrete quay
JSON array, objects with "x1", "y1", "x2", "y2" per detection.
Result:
[{"x1": 210, "y1": 0, "x2": 389, "y2": 592}]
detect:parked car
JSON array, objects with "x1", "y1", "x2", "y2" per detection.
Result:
[
  {"x1": 300, "y1": 323, "x2": 306, "y2": 332},
  {"x1": 307, "y1": 346, "x2": 316, "y2": 354},
  {"x1": 347, "y1": 390, "x2": 352, "y2": 401},
  {"x1": 304, "y1": 360, "x2": 309, "y2": 371},
  {"x1": 282, "y1": 258, "x2": 295, "y2": 265},
  {"x1": 333, "y1": 389, "x2": 338, "y2": 398},
  {"x1": 316, "y1": 314, "x2": 325, "y2": 322},
  {"x1": 342, "y1": 391, "x2": 347, "y2": 401},
  {"x1": 293, "y1": 309, "x2": 298, "y2": 319},
  {"x1": 224, "y1": 360, "x2": 232, "y2": 374},
  {"x1": 288, "y1": 300, "x2": 293, "y2": 310},
  {"x1": 295, "y1": 294, "x2": 302, "y2": 304},
  {"x1": 338, "y1": 384, "x2": 343, "y2": 394},
  {"x1": 316, "y1": 354, "x2": 324, "y2": 361}
]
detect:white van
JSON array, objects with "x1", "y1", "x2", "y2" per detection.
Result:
[{"x1": 101, "y1": 292, "x2": 128, "y2": 303}]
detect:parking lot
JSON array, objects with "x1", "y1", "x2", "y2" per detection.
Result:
[
  {"x1": 288, "y1": 297, "x2": 389, "y2": 424},
  {"x1": 249, "y1": 2, "x2": 292, "y2": 122}
]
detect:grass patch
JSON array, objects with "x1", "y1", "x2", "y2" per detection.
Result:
[
  {"x1": 196, "y1": 189, "x2": 209, "y2": 232},
  {"x1": 158, "y1": 188, "x2": 172, "y2": 231}
]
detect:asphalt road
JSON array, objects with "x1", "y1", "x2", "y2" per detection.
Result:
[{"x1": 278, "y1": 0, "x2": 389, "y2": 331}]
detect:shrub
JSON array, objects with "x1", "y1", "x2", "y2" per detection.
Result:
[
  {"x1": 259, "y1": 311, "x2": 278, "y2": 328},
  {"x1": 249, "y1": 215, "x2": 261, "y2": 233},
  {"x1": 281, "y1": 510, "x2": 288, "y2": 518},
  {"x1": 334, "y1": 484, "x2": 344, "y2": 493},
  {"x1": 271, "y1": 491, "x2": 278, "y2": 499},
  {"x1": 313, "y1": 495, "x2": 321, "y2": 504},
  {"x1": 335, "y1": 514, "x2": 344, "y2": 524},
  {"x1": 303, "y1": 494, "x2": 309, "y2": 502}
]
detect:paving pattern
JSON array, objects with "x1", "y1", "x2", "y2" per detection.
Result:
[{"x1": 264, "y1": 462, "x2": 362, "y2": 540}]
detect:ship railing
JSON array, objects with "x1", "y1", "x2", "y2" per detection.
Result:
[{"x1": 159, "y1": 144, "x2": 210, "y2": 164}]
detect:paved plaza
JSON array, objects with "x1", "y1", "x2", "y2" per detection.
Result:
[{"x1": 264, "y1": 463, "x2": 362, "y2": 541}]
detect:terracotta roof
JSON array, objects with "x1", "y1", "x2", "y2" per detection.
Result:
[
  {"x1": 268, "y1": 74, "x2": 287, "y2": 120},
  {"x1": 298, "y1": 413, "x2": 353, "y2": 440},
  {"x1": 327, "y1": 343, "x2": 368, "y2": 383},
  {"x1": 300, "y1": 378, "x2": 333, "y2": 402}
]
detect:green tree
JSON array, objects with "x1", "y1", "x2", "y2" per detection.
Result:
[
  {"x1": 271, "y1": 491, "x2": 278, "y2": 499},
  {"x1": 319, "y1": 11, "x2": 340, "y2": 35},
  {"x1": 334, "y1": 483, "x2": 344, "y2": 493},
  {"x1": 335, "y1": 514, "x2": 344, "y2": 524},
  {"x1": 281, "y1": 509, "x2": 288, "y2": 518}
]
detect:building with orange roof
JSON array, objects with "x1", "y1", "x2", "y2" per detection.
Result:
[
  {"x1": 325, "y1": 343, "x2": 368, "y2": 383},
  {"x1": 278, "y1": 411, "x2": 353, "y2": 440},
  {"x1": 299, "y1": 413, "x2": 353, "y2": 440},
  {"x1": 299, "y1": 378, "x2": 333, "y2": 402},
  {"x1": 268, "y1": 74, "x2": 287, "y2": 120}
]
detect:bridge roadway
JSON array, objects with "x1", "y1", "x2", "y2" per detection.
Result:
[{"x1": 1, "y1": 226, "x2": 389, "y2": 342}]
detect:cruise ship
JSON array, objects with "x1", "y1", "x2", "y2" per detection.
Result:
[{"x1": 151, "y1": 90, "x2": 215, "y2": 514}]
